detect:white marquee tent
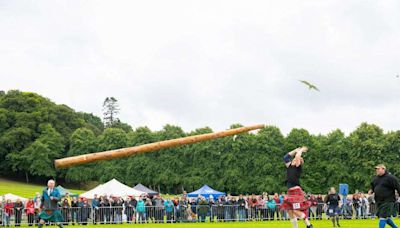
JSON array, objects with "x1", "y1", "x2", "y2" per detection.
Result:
[
  {"x1": 1, "y1": 193, "x2": 27, "y2": 202},
  {"x1": 80, "y1": 179, "x2": 145, "y2": 199}
]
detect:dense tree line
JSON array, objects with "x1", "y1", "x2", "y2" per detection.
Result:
[{"x1": 0, "y1": 90, "x2": 399, "y2": 195}]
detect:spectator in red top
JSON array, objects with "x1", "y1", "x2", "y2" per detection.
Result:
[
  {"x1": 172, "y1": 197, "x2": 179, "y2": 206},
  {"x1": 248, "y1": 194, "x2": 258, "y2": 220},
  {"x1": 26, "y1": 198, "x2": 35, "y2": 226},
  {"x1": 308, "y1": 194, "x2": 318, "y2": 219},
  {"x1": 4, "y1": 199, "x2": 14, "y2": 227}
]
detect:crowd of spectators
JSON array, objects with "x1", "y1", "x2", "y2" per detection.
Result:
[{"x1": 0, "y1": 190, "x2": 397, "y2": 226}]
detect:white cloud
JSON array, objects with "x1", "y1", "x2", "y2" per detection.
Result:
[{"x1": 1, "y1": 0, "x2": 399, "y2": 135}]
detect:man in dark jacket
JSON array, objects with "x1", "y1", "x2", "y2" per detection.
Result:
[
  {"x1": 92, "y1": 194, "x2": 100, "y2": 224},
  {"x1": 197, "y1": 197, "x2": 209, "y2": 223},
  {"x1": 237, "y1": 194, "x2": 246, "y2": 221},
  {"x1": 370, "y1": 164, "x2": 400, "y2": 228},
  {"x1": 153, "y1": 195, "x2": 164, "y2": 223},
  {"x1": 124, "y1": 196, "x2": 137, "y2": 224}
]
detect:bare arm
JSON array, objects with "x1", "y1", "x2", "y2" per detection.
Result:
[
  {"x1": 284, "y1": 148, "x2": 300, "y2": 168},
  {"x1": 292, "y1": 146, "x2": 308, "y2": 167},
  {"x1": 288, "y1": 148, "x2": 300, "y2": 157},
  {"x1": 284, "y1": 147, "x2": 308, "y2": 168}
]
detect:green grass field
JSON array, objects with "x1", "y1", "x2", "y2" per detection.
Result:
[{"x1": 0, "y1": 178, "x2": 84, "y2": 198}]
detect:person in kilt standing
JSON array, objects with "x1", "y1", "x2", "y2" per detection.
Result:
[
  {"x1": 325, "y1": 187, "x2": 341, "y2": 227},
  {"x1": 38, "y1": 180, "x2": 64, "y2": 228},
  {"x1": 370, "y1": 164, "x2": 400, "y2": 228}
]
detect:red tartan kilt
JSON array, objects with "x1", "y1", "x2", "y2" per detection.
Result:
[
  {"x1": 281, "y1": 186, "x2": 312, "y2": 211},
  {"x1": 280, "y1": 201, "x2": 312, "y2": 211}
]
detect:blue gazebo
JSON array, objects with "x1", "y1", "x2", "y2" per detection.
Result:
[{"x1": 187, "y1": 185, "x2": 226, "y2": 199}]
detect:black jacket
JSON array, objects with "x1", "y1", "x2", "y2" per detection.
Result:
[
  {"x1": 371, "y1": 172, "x2": 400, "y2": 203},
  {"x1": 325, "y1": 193, "x2": 340, "y2": 206}
]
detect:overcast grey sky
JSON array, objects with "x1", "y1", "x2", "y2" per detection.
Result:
[{"x1": 1, "y1": 0, "x2": 399, "y2": 135}]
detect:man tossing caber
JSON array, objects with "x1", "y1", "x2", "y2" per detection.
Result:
[{"x1": 281, "y1": 146, "x2": 313, "y2": 228}]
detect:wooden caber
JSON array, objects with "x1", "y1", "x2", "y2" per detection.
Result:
[{"x1": 55, "y1": 124, "x2": 264, "y2": 169}]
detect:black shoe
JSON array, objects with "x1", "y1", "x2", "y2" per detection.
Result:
[
  {"x1": 307, "y1": 225, "x2": 313, "y2": 228},
  {"x1": 337, "y1": 223, "x2": 341, "y2": 227}
]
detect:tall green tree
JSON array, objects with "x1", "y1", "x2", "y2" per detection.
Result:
[
  {"x1": 254, "y1": 126, "x2": 286, "y2": 193},
  {"x1": 78, "y1": 112, "x2": 104, "y2": 135},
  {"x1": 96, "y1": 128, "x2": 128, "y2": 182},
  {"x1": 6, "y1": 124, "x2": 63, "y2": 181},
  {"x1": 103, "y1": 97, "x2": 120, "y2": 127},
  {"x1": 0, "y1": 108, "x2": 9, "y2": 134},
  {"x1": 65, "y1": 128, "x2": 98, "y2": 183},
  {"x1": 348, "y1": 123, "x2": 385, "y2": 191},
  {"x1": 110, "y1": 119, "x2": 133, "y2": 133},
  {"x1": 315, "y1": 130, "x2": 351, "y2": 193},
  {"x1": 0, "y1": 90, "x2": 103, "y2": 180},
  {"x1": 383, "y1": 130, "x2": 400, "y2": 177},
  {"x1": 181, "y1": 127, "x2": 214, "y2": 192},
  {"x1": 124, "y1": 127, "x2": 157, "y2": 186},
  {"x1": 151, "y1": 125, "x2": 186, "y2": 193}
]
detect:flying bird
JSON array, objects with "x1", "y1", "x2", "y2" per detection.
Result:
[{"x1": 299, "y1": 80, "x2": 320, "y2": 91}]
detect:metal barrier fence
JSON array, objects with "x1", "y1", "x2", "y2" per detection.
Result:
[{"x1": 0, "y1": 202, "x2": 399, "y2": 225}]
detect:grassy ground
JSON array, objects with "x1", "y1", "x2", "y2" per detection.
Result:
[{"x1": 0, "y1": 178, "x2": 84, "y2": 198}]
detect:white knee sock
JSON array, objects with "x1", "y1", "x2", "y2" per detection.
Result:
[
  {"x1": 299, "y1": 212, "x2": 311, "y2": 226},
  {"x1": 290, "y1": 218, "x2": 298, "y2": 228}
]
